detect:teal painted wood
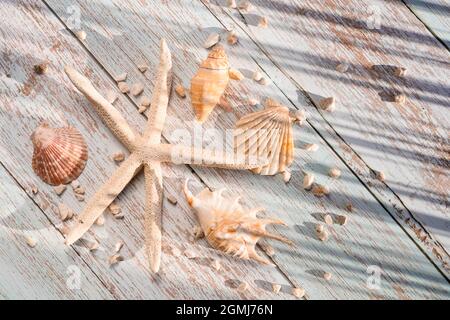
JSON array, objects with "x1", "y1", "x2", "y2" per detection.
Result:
[
  {"x1": 0, "y1": 165, "x2": 113, "y2": 299},
  {"x1": 0, "y1": 0, "x2": 294, "y2": 299},
  {"x1": 41, "y1": 0, "x2": 450, "y2": 299},
  {"x1": 203, "y1": 0, "x2": 450, "y2": 276},
  {"x1": 404, "y1": 0, "x2": 450, "y2": 49}
]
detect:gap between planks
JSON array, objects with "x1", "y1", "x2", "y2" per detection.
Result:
[
  {"x1": 199, "y1": 0, "x2": 450, "y2": 280},
  {"x1": 36, "y1": 0, "x2": 303, "y2": 297}
]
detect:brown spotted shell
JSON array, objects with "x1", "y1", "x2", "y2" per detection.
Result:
[
  {"x1": 31, "y1": 123, "x2": 88, "y2": 185},
  {"x1": 190, "y1": 45, "x2": 230, "y2": 123},
  {"x1": 234, "y1": 98, "x2": 294, "y2": 175},
  {"x1": 183, "y1": 179, "x2": 292, "y2": 264}
]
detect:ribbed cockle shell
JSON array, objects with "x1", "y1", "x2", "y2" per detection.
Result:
[
  {"x1": 190, "y1": 45, "x2": 230, "y2": 123},
  {"x1": 183, "y1": 179, "x2": 292, "y2": 264},
  {"x1": 234, "y1": 99, "x2": 295, "y2": 175},
  {"x1": 31, "y1": 123, "x2": 88, "y2": 185}
]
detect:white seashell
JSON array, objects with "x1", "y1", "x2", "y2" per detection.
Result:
[
  {"x1": 234, "y1": 98, "x2": 295, "y2": 175},
  {"x1": 31, "y1": 123, "x2": 88, "y2": 186},
  {"x1": 252, "y1": 70, "x2": 263, "y2": 82},
  {"x1": 25, "y1": 236, "x2": 37, "y2": 248},
  {"x1": 183, "y1": 179, "x2": 292, "y2": 264}
]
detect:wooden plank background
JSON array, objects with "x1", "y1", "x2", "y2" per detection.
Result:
[
  {"x1": 0, "y1": 0, "x2": 448, "y2": 299},
  {"x1": 203, "y1": 0, "x2": 450, "y2": 274}
]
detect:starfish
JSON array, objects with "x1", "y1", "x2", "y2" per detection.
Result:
[{"x1": 63, "y1": 39, "x2": 266, "y2": 273}]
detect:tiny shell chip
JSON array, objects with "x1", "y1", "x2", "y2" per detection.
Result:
[
  {"x1": 112, "y1": 152, "x2": 125, "y2": 162},
  {"x1": 109, "y1": 254, "x2": 124, "y2": 265},
  {"x1": 304, "y1": 143, "x2": 319, "y2": 152},
  {"x1": 131, "y1": 82, "x2": 144, "y2": 96},
  {"x1": 71, "y1": 180, "x2": 80, "y2": 189},
  {"x1": 114, "y1": 72, "x2": 127, "y2": 82},
  {"x1": 183, "y1": 249, "x2": 198, "y2": 259},
  {"x1": 166, "y1": 194, "x2": 178, "y2": 205},
  {"x1": 74, "y1": 186, "x2": 85, "y2": 195},
  {"x1": 282, "y1": 170, "x2": 291, "y2": 183},
  {"x1": 259, "y1": 77, "x2": 272, "y2": 86},
  {"x1": 336, "y1": 214, "x2": 348, "y2": 226},
  {"x1": 394, "y1": 94, "x2": 406, "y2": 104},
  {"x1": 312, "y1": 184, "x2": 329, "y2": 197},
  {"x1": 114, "y1": 241, "x2": 124, "y2": 253},
  {"x1": 211, "y1": 259, "x2": 221, "y2": 271},
  {"x1": 272, "y1": 283, "x2": 281, "y2": 293},
  {"x1": 237, "y1": 281, "x2": 249, "y2": 292},
  {"x1": 138, "y1": 64, "x2": 148, "y2": 73},
  {"x1": 31, "y1": 123, "x2": 88, "y2": 186},
  {"x1": 109, "y1": 202, "x2": 121, "y2": 215},
  {"x1": 318, "y1": 97, "x2": 335, "y2": 111},
  {"x1": 303, "y1": 173, "x2": 314, "y2": 190},
  {"x1": 336, "y1": 62, "x2": 349, "y2": 73},
  {"x1": 175, "y1": 84, "x2": 187, "y2": 98},
  {"x1": 75, "y1": 30, "x2": 87, "y2": 41},
  {"x1": 238, "y1": 1, "x2": 253, "y2": 12},
  {"x1": 394, "y1": 66, "x2": 407, "y2": 77},
  {"x1": 95, "y1": 214, "x2": 105, "y2": 226},
  {"x1": 34, "y1": 62, "x2": 49, "y2": 75},
  {"x1": 75, "y1": 193, "x2": 85, "y2": 202},
  {"x1": 106, "y1": 90, "x2": 118, "y2": 104},
  {"x1": 329, "y1": 168, "x2": 341, "y2": 178},
  {"x1": 138, "y1": 105, "x2": 147, "y2": 114},
  {"x1": 323, "y1": 272, "x2": 332, "y2": 281},
  {"x1": 248, "y1": 98, "x2": 259, "y2": 106},
  {"x1": 315, "y1": 224, "x2": 324, "y2": 233},
  {"x1": 317, "y1": 230, "x2": 329, "y2": 241},
  {"x1": 227, "y1": 0, "x2": 237, "y2": 8},
  {"x1": 252, "y1": 71, "x2": 263, "y2": 82},
  {"x1": 292, "y1": 287, "x2": 305, "y2": 298},
  {"x1": 203, "y1": 33, "x2": 220, "y2": 48},
  {"x1": 374, "y1": 170, "x2": 386, "y2": 182},
  {"x1": 323, "y1": 214, "x2": 333, "y2": 225},
  {"x1": 140, "y1": 95, "x2": 151, "y2": 107},
  {"x1": 229, "y1": 68, "x2": 244, "y2": 80},
  {"x1": 258, "y1": 16, "x2": 269, "y2": 28},
  {"x1": 58, "y1": 203, "x2": 74, "y2": 221},
  {"x1": 26, "y1": 236, "x2": 37, "y2": 248},
  {"x1": 118, "y1": 82, "x2": 130, "y2": 93},
  {"x1": 227, "y1": 32, "x2": 238, "y2": 45},
  {"x1": 53, "y1": 184, "x2": 67, "y2": 195}
]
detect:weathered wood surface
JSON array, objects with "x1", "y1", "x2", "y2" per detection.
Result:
[
  {"x1": 204, "y1": 0, "x2": 450, "y2": 274},
  {"x1": 37, "y1": 0, "x2": 450, "y2": 299},
  {"x1": 0, "y1": 0, "x2": 294, "y2": 299},
  {"x1": 404, "y1": 0, "x2": 450, "y2": 49},
  {"x1": 0, "y1": 164, "x2": 113, "y2": 299}
]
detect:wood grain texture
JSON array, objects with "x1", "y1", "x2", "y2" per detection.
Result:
[
  {"x1": 0, "y1": 0, "x2": 294, "y2": 299},
  {"x1": 203, "y1": 0, "x2": 450, "y2": 275},
  {"x1": 41, "y1": 0, "x2": 450, "y2": 299},
  {"x1": 404, "y1": 0, "x2": 450, "y2": 49},
  {"x1": 0, "y1": 164, "x2": 113, "y2": 299}
]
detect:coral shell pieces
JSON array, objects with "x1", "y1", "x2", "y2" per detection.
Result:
[
  {"x1": 183, "y1": 179, "x2": 292, "y2": 264},
  {"x1": 190, "y1": 45, "x2": 230, "y2": 123},
  {"x1": 234, "y1": 99, "x2": 294, "y2": 175},
  {"x1": 31, "y1": 123, "x2": 88, "y2": 185}
]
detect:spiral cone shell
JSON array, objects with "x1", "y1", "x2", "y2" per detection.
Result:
[
  {"x1": 31, "y1": 123, "x2": 88, "y2": 185},
  {"x1": 190, "y1": 45, "x2": 230, "y2": 123}
]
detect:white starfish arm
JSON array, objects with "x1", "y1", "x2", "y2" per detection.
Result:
[
  {"x1": 64, "y1": 66, "x2": 138, "y2": 151},
  {"x1": 144, "y1": 144, "x2": 268, "y2": 169},
  {"x1": 143, "y1": 161, "x2": 163, "y2": 273},
  {"x1": 65, "y1": 153, "x2": 142, "y2": 245},
  {"x1": 143, "y1": 39, "x2": 173, "y2": 144}
]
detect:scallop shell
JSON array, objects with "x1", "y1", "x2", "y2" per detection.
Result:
[
  {"x1": 234, "y1": 99, "x2": 295, "y2": 175},
  {"x1": 190, "y1": 45, "x2": 230, "y2": 123},
  {"x1": 31, "y1": 123, "x2": 88, "y2": 185},
  {"x1": 183, "y1": 179, "x2": 292, "y2": 264}
]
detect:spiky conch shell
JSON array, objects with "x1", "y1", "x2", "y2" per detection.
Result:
[
  {"x1": 183, "y1": 179, "x2": 292, "y2": 264},
  {"x1": 190, "y1": 45, "x2": 230, "y2": 123},
  {"x1": 233, "y1": 99, "x2": 294, "y2": 175},
  {"x1": 31, "y1": 123, "x2": 88, "y2": 185}
]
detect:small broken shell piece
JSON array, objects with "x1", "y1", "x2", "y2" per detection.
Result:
[
  {"x1": 109, "y1": 253, "x2": 124, "y2": 266},
  {"x1": 75, "y1": 30, "x2": 87, "y2": 41},
  {"x1": 114, "y1": 240, "x2": 124, "y2": 253},
  {"x1": 175, "y1": 84, "x2": 187, "y2": 98},
  {"x1": 315, "y1": 224, "x2": 324, "y2": 233},
  {"x1": 183, "y1": 248, "x2": 198, "y2": 259},
  {"x1": 75, "y1": 193, "x2": 85, "y2": 202},
  {"x1": 328, "y1": 168, "x2": 341, "y2": 178},
  {"x1": 211, "y1": 259, "x2": 221, "y2": 271},
  {"x1": 258, "y1": 16, "x2": 269, "y2": 28},
  {"x1": 336, "y1": 214, "x2": 348, "y2": 226},
  {"x1": 30, "y1": 186, "x2": 39, "y2": 195},
  {"x1": 323, "y1": 214, "x2": 333, "y2": 225},
  {"x1": 248, "y1": 98, "x2": 259, "y2": 106},
  {"x1": 312, "y1": 184, "x2": 329, "y2": 197},
  {"x1": 293, "y1": 109, "x2": 306, "y2": 125},
  {"x1": 336, "y1": 62, "x2": 349, "y2": 73},
  {"x1": 374, "y1": 170, "x2": 386, "y2": 182},
  {"x1": 304, "y1": 143, "x2": 319, "y2": 152},
  {"x1": 229, "y1": 68, "x2": 244, "y2": 80},
  {"x1": 118, "y1": 82, "x2": 129, "y2": 93},
  {"x1": 237, "y1": 281, "x2": 249, "y2": 292},
  {"x1": 345, "y1": 203, "x2": 354, "y2": 212},
  {"x1": 303, "y1": 173, "x2": 314, "y2": 190},
  {"x1": 318, "y1": 97, "x2": 335, "y2": 112},
  {"x1": 114, "y1": 72, "x2": 127, "y2": 82},
  {"x1": 58, "y1": 203, "x2": 74, "y2": 221},
  {"x1": 394, "y1": 93, "x2": 406, "y2": 104},
  {"x1": 204, "y1": 33, "x2": 220, "y2": 48},
  {"x1": 170, "y1": 246, "x2": 181, "y2": 257},
  {"x1": 259, "y1": 77, "x2": 272, "y2": 86},
  {"x1": 34, "y1": 62, "x2": 49, "y2": 75},
  {"x1": 138, "y1": 105, "x2": 148, "y2": 114},
  {"x1": 25, "y1": 236, "x2": 37, "y2": 248},
  {"x1": 193, "y1": 226, "x2": 205, "y2": 240},
  {"x1": 106, "y1": 90, "x2": 118, "y2": 104},
  {"x1": 73, "y1": 186, "x2": 85, "y2": 195},
  {"x1": 252, "y1": 70, "x2": 263, "y2": 82},
  {"x1": 272, "y1": 283, "x2": 281, "y2": 293},
  {"x1": 108, "y1": 202, "x2": 121, "y2": 215},
  {"x1": 292, "y1": 287, "x2": 305, "y2": 298},
  {"x1": 238, "y1": 0, "x2": 253, "y2": 12},
  {"x1": 227, "y1": 0, "x2": 237, "y2": 8},
  {"x1": 71, "y1": 180, "x2": 80, "y2": 189},
  {"x1": 166, "y1": 194, "x2": 178, "y2": 205},
  {"x1": 58, "y1": 224, "x2": 70, "y2": 237},
  {"x1": 282, "y1": 170, "x2": 291, "y2": 183},
  {"x1": 112, "y1": 152, "x2": 125, "y2": 163},
  {"x1": 95, "y1": 214, "x2": 105, "y2": 226},
  {"x1": 140, "y1": 95, "x2": 151, "y2": 107},
  {"x1": 88, "y1": 240, "x2": 99, "y2": 251},
  {"x1": 394, "y1": 66, "x2": 407, "y2": 77},
  {"x1": 323, "y1": 272, "x2": 332, "y2": 281},
  {"x1": 53, "y1": 184, "x2": 67, "y2": 196},
  {"x1": 131, "y1": 82, "x2": 144, "y2": 96},
  {"x1": 138, "y1": 64, "x2": 148, "y2": 73},
  {"x1": 317, "y1": 229, "x2": 329, "y2": 241},
  {"x1": 227, "y1": 31, "x2": 238, "y2": 45}
]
